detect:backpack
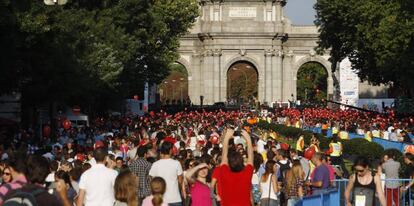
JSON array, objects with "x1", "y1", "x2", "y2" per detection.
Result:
[
  {"x1": 277, "y1": 159, "x2": 291, "y2": 182},
  {"x1": 3, "y1": 186, "x2": 44, "y2": 206}
]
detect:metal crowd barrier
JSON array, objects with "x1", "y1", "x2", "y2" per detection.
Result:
[
  {"x1": 294, "y1": 179, "x2": 414, "y2": 206},
  {"x1": 303, "y1": 126, "x2": 412, "y2": 153},
  {"x1": 294, "y1": 188, "x2": 339, "y2": 206}
]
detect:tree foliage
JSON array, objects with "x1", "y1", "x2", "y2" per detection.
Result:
[
  {"x1": 315, "y1": 0, "x2": 414, "y2": 97},
  {"x1": 227, "y1": 66, "x2": 258, "y2": 101},
  {"x1": 0, "y1": 0, "x2": 198, "y2": 114}
]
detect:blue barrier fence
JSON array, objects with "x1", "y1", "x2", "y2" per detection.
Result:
[
  {"x1": 305, "y1": 126, "x2": 412, "y2": 153},
  {"x1": 294, "y1": 188, "x2": 339, "y2": 206},
  {"x1": 294, "y1": 179, "x2": 414, "y2": 206}
]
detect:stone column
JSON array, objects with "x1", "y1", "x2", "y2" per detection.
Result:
[
  {"x1": 282, "y1": 50, "x2": 294, "y2": 102},
  {"x1": 203, "y1": 49, "x2": 214, "y2": 105},
  {"x1": 190, "y1": 51, "x2": 202, "y2": 105},
  {"x1": 220, "y1": 52, "x2": 228, "y2": 103},
  {"x1": 213, "y1": 49, "x2": 222, "y2": 103},
  {"x1": 272, "y1": 49, "x2": 283, "y2": 104},
  {"x1": 265, "y1": 49, "x2": 273, "y2": 104},
  {"x1": 258, "y1": 55, "x2": 266, "y2": 104},
  {"x1": 327, "y1": 76, "x2": 334, "y2": 100}
]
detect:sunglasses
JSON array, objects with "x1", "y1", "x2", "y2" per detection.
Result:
[
  {"x1": 2, "y1": 172, "x2": 10, "y2": 176},
  {"x1": 355, "y1": 169, "x2": 365, "y2": 173}
]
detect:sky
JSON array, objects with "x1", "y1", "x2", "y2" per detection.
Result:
[{"x1": 284, "y1": 0, "x2": 317, "y2": 25}]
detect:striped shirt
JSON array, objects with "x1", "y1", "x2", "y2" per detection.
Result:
[
  {"x1": 0, "y1": 175, "x2": 28, "y2": 204},
  {"x1": 129, "y1": 158, "x2": 152, "y2": 198}
]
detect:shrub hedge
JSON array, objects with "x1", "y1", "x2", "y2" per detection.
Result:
[{"x1": 257, "y1": 120, "x2": 384, "y2": 161}]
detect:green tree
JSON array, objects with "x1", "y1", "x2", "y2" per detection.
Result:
[
  {"x1": 0, "y1": 0, "x2": 199, "y2": 119},
  {"x1": 315, "y1": 0, "x2": 414, "y2": 97},
  {"x1": 117, "y1": 0, "x2": 198, "y2": 97},
  {"x1": 0, "y1": 0, "x2": 30, "y2": 94}
]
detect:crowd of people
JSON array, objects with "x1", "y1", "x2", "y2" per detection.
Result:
[
  {"x1": 0, "y1": 107, "x2": 413, "y2": 206},
  {"x1": 277, "y1": 107, "x2": 414, "y2": 143}
]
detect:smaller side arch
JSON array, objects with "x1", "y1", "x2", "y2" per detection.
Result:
[
  {"x1": 293, "y1": 55, "x2": 332, "y2": 78},
  {"x1": 176, "y1": 57, "x2": 192, "y2": 77},
  {"x1": 293, "y1": 55, "x2": 334, "y2": 100}
]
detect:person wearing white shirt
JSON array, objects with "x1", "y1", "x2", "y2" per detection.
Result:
[
  {"x1": 257, "y1": 136, "x2": 267, "y2": 154},
  {"x1": 77, "y1": 148, "x2": 118, "y2": 206},
  {"x1": 387, "y1": 126, "x2": 394, "y2": 133},
  {"x1": 149, "y1": 141, "x2": 183, "y2": 206},
  {"x1": 87, "y1": 151, "x2": 97, "y2": 166},
  {"x1": 390, "y1": 129, "x2": 399, "y2": 142},
  {"x1": 382, "y1": 130, "x2": 390, "y2": 140}
]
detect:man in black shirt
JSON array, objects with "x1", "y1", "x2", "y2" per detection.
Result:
[
  {"x1": 402, "y1": 153, "x2": 414, "y2": 205},
  {"x1": 402, "y1": 131, "x2": 413, "y2": 144}
]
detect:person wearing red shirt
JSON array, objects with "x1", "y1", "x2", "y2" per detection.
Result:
[
  {"x1": 218, "y1": 129, "x2": 254, "y2": 206},
  {"x1": 211, "y1": 166, "x2": 222, "y2": 204}
]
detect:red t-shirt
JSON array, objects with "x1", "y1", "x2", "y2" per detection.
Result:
[
  {"x1": 219, "y1": 164, "x2": 253, "y2": 206},
  {"x1": 212, "y1": 166, "x2": 222, "y2": 198}
]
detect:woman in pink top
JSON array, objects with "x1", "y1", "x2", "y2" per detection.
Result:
[{"x1": 185, "y1": 162, "x2": 213, "y2": 206}]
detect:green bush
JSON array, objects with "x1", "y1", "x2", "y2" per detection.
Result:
[
  {"x1": 342, "y1": 138, "x2": 384, "y2": 160},
  {"x1": 257, "y1": 121, "x2": 383, "y2": 158},
  {"x1": 257, "y1": 120, "x2": 270, "y2": 130}
]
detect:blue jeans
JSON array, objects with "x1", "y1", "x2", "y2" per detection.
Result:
[{"x1": 169, "y1": 202, "x2": 182, "y2": 206}]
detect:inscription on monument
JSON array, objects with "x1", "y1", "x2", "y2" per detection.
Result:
[{"x1": 229, "y1": 7, "x2": 257, "y2": 18}]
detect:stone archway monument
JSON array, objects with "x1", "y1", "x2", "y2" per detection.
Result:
[{"x1": 178, "y1": 0, "x2": 333, "y2": 105}]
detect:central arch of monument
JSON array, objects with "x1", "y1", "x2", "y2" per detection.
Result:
[{"x1": 178, "y1": 0, "x2": 333, "y2": 105}]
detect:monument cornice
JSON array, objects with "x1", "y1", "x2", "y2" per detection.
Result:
[{"x1": 183, "y1": 32, "x2": 319, "y2": 40}]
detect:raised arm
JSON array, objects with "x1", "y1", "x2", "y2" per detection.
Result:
[
  {"x1": 241, "y1": 130, "x2": 254, "y2": 166},
  {"x1": 221, "y1": 129, "x2": 234, "y2": 166},
  {"x1": 185, "y1": 163, "x2": 208, "y2": 184},
  {"x1": 374, "y1": 174, "x2": 386, "y2": 206},
  {"x1": 271, "y1": 174, "x2": 279, "y2": 193}
]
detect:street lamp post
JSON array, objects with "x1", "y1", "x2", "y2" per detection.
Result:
[
  {"x1": 180, "y1": 78, "x2": 184, "y2": 105},
  {"x1": 172, "y1": 79, "x2": 176, "y2": 103},
  {"x1": 305, "y1": 88, "x2": 308, "y2": 102},
  {"x1": 163, "y1": 81, "x2": 168, "y2": 103}
]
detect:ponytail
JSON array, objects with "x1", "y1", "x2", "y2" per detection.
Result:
[
  {"x1": 152, "y1": 193, "x2": 163, "y2": 206},
  {"x1": 150, "y1": 176, "x2": 166, "y2": 206}
]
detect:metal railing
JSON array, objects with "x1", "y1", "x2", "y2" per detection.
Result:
[{"x1": 295, "y1": 178, "x2": 414, "y2": 206}]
